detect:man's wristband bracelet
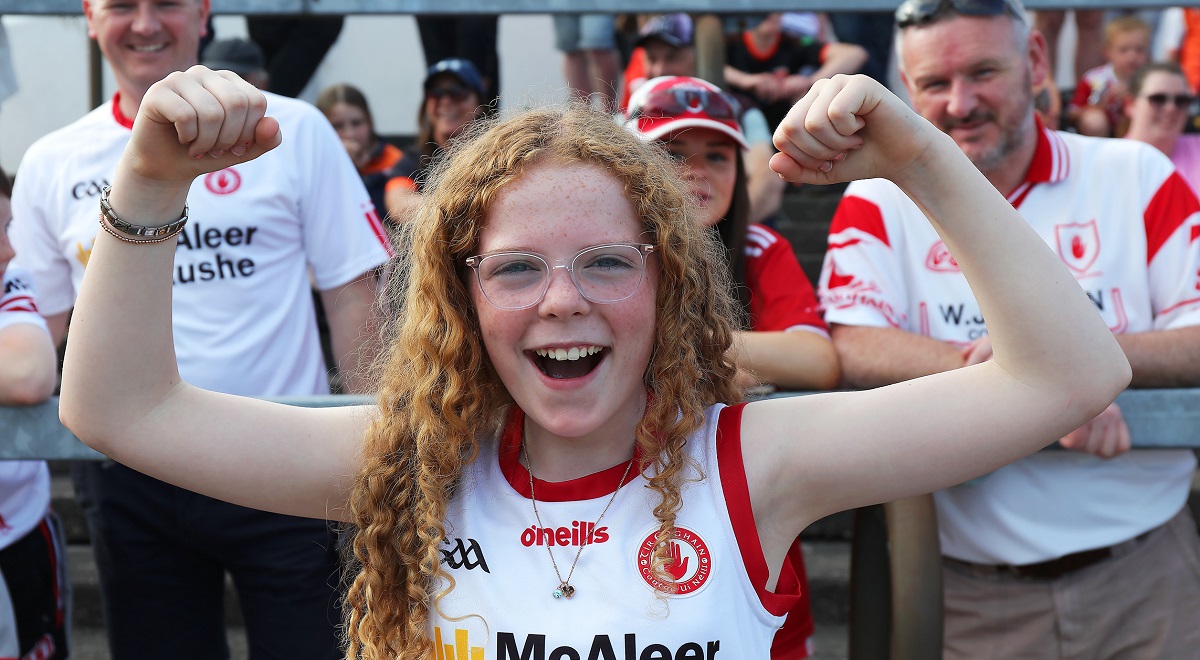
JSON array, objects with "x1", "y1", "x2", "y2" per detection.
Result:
[{"x1": 98, "y1": 185, "x2": 189, "y2": 244}]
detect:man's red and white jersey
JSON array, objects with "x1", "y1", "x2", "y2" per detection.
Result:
[
  {"x1": 0, "y1": 266, "x2": 51, "y2": 552},
  {"x1": 429, "y1": 403, "x2": 806, "y2": 658},
  {"x1": 818, "y1": 124, "x2": 1200, "y2": 564},
  {"x1": 10, "y1": 93, "x2": 392, "y2": 396},
  {"x1": 745, "y1": 224, "x2": 827, "y2": 337}
]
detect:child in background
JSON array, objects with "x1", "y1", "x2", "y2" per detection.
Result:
[
  {"x1": 0, "y1": 165, "x2": 67, "y2": 660},
  {"x1": 1067, "y1": 15, "x2": 1151, "y2": 137}
]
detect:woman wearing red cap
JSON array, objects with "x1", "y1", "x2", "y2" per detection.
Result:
[{"x1": 626, "y1": 76, "x2": 839, "y2": 392}]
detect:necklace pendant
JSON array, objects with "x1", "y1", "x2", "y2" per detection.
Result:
[
  {"x1": 552, "y1": 587, "x2": 563, "y2": 599},
  {"x1": 560, "y1": 583, "x2": 576, "y2": 599}
]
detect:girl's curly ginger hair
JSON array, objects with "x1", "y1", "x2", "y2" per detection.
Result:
[{"x1": 342, "y1": 104, "x2": 743, "y2": 659}]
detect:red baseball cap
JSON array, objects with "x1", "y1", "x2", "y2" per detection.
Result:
[{"x1": 624, "y1": 76, "x2": 749, "y2": 150}]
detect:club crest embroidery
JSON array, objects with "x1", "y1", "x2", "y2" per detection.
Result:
[
  {"x1": 205, "y1": 168, "x2": 242, "y2": 195},
  {"x1": 636, "y1": 526, "x2": 712, "y2": 596},
  {"x1": 1054, "y1": 220, "x2": 1102, "y2": 277}
]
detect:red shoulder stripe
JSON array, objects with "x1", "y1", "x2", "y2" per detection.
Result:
[
  {"x1": 1145, "y1": 171, "x2": 1200, "y2": 264},
  {"x1": 829, "y1": 196, "x2": 890, "y2": 247}
]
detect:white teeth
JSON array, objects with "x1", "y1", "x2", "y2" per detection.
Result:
[
  {"x1": 535, "y1": 346, "x2": 604, "y2": 361},
  {"x1": 131, "y1": 44, "x2": 166, "y2": 52}
]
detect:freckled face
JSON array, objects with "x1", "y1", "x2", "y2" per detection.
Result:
[{"x1": 470, "y1": 160, "x2": 658, "y2": 440}]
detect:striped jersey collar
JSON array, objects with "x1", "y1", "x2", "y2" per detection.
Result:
[{"x1": 1007, "y1": 115, "x2": 1069, "y2": 208}]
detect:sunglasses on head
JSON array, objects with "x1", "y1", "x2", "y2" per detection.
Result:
[
  {"x1": 631, "y1": 85, "x2": 740, "y2": 122},
  {"x1": 895, "y1": 0, "x2": 1026, "y2": 28},
  {"x1": 427, "y1": 84, "x2": 473, "y2": 103},
  {"x1": 1143, "y1": 93, "x2": 1195, "y2": 110}
]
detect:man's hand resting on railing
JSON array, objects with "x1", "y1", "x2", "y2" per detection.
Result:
[{"x1": 1059, "y1": 403, "x2": 1131, "y2": 458}]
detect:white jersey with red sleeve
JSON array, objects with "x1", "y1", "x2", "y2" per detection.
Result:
[
  {"x1": 818, "y1": 123, "x2": 1200, "y2": 565},
  {"x1": 10, "y1": 92, "x2": 392, "y2": 397},
  {"x1": 0, "y1": 266, "x2": 51, "y2": 552},
  {"x1": 744, "y1": 224, "x2": 827, "y2": 336}
]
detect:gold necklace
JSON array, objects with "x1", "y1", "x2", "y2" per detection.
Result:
[{"x1": 523, "y1": 442, "x2": 636, "y2": 600}]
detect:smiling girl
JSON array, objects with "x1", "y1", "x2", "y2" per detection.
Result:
[{"x1": 60, "y1": 67, "x2": 1130, "y2": 659}]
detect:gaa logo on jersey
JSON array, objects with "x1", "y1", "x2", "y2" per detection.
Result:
[
  {"x1": 205, "y1": 167, "x2": 242, "y2": 195},
  {"x1": 636, "y1": 526, "x2": 712, "y2": 596}
]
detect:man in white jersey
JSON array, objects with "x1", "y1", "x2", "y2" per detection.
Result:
[
  {"x1": 818, "y1": 0, "x2": 1200, "y2": 657},
  {"x1": 0, "y1": 166, "x2": 67, "y2": 660},
  {"x1": 10, "y1": 1, "x2": 392, "y2": 657}
]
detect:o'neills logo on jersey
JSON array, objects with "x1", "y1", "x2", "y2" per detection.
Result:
[
  {"x1": 520, "y1": 521, "x2": 608, "y2": 547},
  {"x1": 205, "y1": 168, "x2": 242, "y2": 195},
  {"x1": 636, "y1": 527, "x2": 712, "y2": 596},
  {"x1": 925, "y1": 240, "x2": 960, "y2": 273}
]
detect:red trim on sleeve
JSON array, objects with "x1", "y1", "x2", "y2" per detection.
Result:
[
  {"x1": 363, "y1": 207, "x2": 396, "y2": 257},
  {"x1": 715, "y1": 403, "x2": 803, "y2": 617},
  {"x1": 1145, "y1": 171, "x2": 1200, "y2": 264},
  {"x1": 0, "y1": 295, "x2": 38, "y2": 313},
  {"x1": 111, "y1": 93, "x2": 134, "y2": 130},
  {"x1": 830, "y1": 196, "x2": 890, "y2": 247}
]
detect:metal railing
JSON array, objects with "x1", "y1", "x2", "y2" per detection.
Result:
[
  {"x1": 3, "y1": 389, "x2": 1197, "y2": 658},
  {"x1": 0, "y1": 0, "x2": 1179, "y2": 14}
]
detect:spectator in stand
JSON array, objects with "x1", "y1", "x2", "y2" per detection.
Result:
[
  {"x1": 554, "y1": 14, "x2": 620, "y2": 114},
  {"x1": 317, "y1": 83, "x2": 408, "y2": 223},
  {"x1": 10, "y1": 1, "x2": 392, "y2": 658},
  {"x1": 1125, "y1": 61, "x2": 1200, "y2": 194},
  {"x1": 626, "y1": 76, "x2": 841, "y2": 657},
  {"x1": 625, "y1": 76, "x2": 838, "y2": 391},
  {"x1": 1035, "y1": 9, "x2": 1105, "y2": 82},
  {"x1": 246, "y1": 15, "x2": 344, "y2": 98},
  {"x1": 385, "y1": 58, "x2": 487, "y2": 225},
  {"x1": 827, "y1": 11, "x2": 896, "y2": 85},
  {"x1": 624, "y1": 14, "x2": 790, "y2": 225},
  {"x1": 724, "y1": 13, "x2": 867, "y2": 132},
  {"x1": 416, "y1": 15, "x2": 500, "y2": 113},
  {"x1": 823, "y1": 0, "x2": 1200, "y2": 657},
  {"x1": 201, "y1": 37, "x2": 269, "y2": 90},
  {"x1": 1066, "y1": 15, "x2": 1151, "y2": 137},
  {"x1": 0, "y1": 166, "x2": 67, "y2": 660}
]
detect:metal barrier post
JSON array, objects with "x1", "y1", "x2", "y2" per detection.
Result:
[{"x1": 886, "y1": 495, "x2": 943, "y2": 659}]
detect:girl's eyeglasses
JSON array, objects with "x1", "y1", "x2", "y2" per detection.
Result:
[{"x1": 465, "y1": 243, "x2": 655, "y2": 310}]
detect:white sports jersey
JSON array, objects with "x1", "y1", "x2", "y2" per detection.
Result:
[
  {"x1": 11, "y1": 93, "x2": 392, "y2": 396},
  {"x1": 0, "y1": 266, "x2": 51, "y2": 552},
  {"x1": 429, "y1": 403, "x2": 800, "y2": 658},
  {"x1": 819, "y1": 123, "x2": 1200, "y2": 564}
]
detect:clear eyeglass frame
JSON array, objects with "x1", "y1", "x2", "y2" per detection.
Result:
[{"x1": 464, "y1": 242, "x2": 656, "y2": 310}]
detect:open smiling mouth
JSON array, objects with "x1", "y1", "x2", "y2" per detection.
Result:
[{"x1": 529, "y1": 346, "x2": 607, "y2": 380}]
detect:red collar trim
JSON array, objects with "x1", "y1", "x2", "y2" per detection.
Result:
[
  {"x1": 1009, "y1": 115, "x2": 1069, "y2": 206},
  {"x1": 498, "y1": 406, "x2": 643, "y2": 502},
  {"x1": 111, "y1": 92, "x2": 135, "y2": 130}
]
